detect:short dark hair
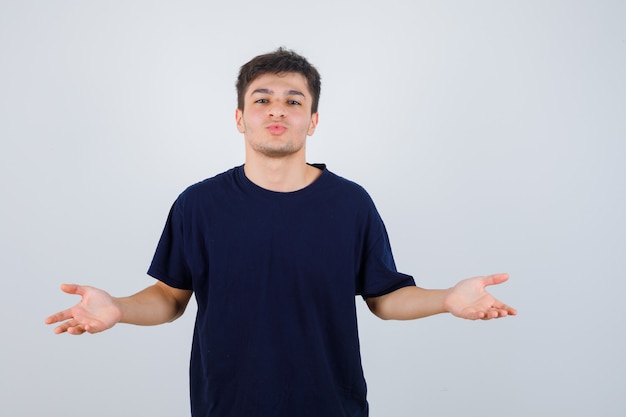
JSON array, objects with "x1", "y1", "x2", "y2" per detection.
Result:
[{"x1": 236, "y1": 47, "x2": 321, "y2": 113}]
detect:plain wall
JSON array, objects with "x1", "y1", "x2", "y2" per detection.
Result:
[{"x1": 1, "y1": 1, "x2": 624, "y2": 416}]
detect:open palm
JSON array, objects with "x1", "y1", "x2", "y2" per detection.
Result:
[
  {"x1": 444, "y1": 273, "x2": 516, "y2": 320},
  {"x1": 45, "y1": 284, "x2": 123, "y2": 334}
]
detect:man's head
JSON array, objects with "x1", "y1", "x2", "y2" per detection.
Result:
[{"x1": 236, "y1": 47, "x2": 321, "y2": 114}]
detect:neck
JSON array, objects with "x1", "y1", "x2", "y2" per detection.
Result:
[{"x1": 243, "y1": 153, "x2": 321, "y2": 192}]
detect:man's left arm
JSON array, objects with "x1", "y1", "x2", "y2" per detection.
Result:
[{"x1": 365, "y1": 273, "x2": 517, "y2": 321}]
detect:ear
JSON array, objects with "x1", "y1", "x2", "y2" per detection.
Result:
[
  {"x1": 307, "y1": 112, "x2": 319, "y2": 136},
  {"x1": 235, "y1": 108, "x2": 245, "y2": 133}
]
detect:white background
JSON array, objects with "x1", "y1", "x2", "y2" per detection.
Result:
[{"x1": 1, "y1": 1, "x2": 625, "y2": 416}]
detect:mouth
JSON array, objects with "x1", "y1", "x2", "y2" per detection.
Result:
[{"x1": 267, "y1": 123, "x2": 287, "y2": 135}]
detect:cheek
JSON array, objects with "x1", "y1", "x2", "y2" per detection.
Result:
[
  {"x1": 237, "y1": 111, "x2": 262, "y2": 133},
  {"x1": 293, "y1": 114, "x2": 311, "y2": 129},
  {"x1": 245, "y1": 109, "x2": 265, "y2": 123}
]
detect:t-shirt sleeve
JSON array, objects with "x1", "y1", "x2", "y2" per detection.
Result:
[
  {"x1": 356, "y1": 203, "x2": 415, "y2": 299},
  {"x1": 147, "y1": 199, "x2": 194, "y2": 290}
]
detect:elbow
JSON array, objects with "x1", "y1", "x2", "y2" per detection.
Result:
[
  {"x1": 169, "y1": 302, "x2": 188, "y2": 322},
  {"x1": 154, "y1": 282, "x2": 192, "y2": 323},
  {"x1": 366, "y1": 298, "x2": 394, "y2": 320}
]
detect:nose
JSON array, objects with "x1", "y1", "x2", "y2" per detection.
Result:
[{"x1": 268, "y1": 103, "x2": 286, "y2": 118}]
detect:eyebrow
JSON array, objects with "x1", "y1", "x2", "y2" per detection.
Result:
[{"x1": 250, "y1": 88, "x2": 305, "y2": 97}]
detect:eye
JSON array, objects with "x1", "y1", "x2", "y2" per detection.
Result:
[
  {"x1": 254, "y1": 98, "x2": 269, "y2": 104},
  {"x1": 287, "y1": 100, "x2": 301, "y2": 105}
]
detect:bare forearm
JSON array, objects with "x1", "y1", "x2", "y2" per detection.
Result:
[
  {"x1": 366, "y1": 274, "x2": 517, "y2": 321},
  {"x1": 116, "y1": 283, "x2": 191, "y2": 326},
  {"x1": 366, "y1": 286, "x2": 451, "y2": 320}
]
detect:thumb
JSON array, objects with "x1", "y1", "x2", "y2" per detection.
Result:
[
  {"x1": 483, "y1": 273, "x2": 509, "y2": 287},
  {"x1": 60, "y1": 283, "x2": 85, "y2": 296}
]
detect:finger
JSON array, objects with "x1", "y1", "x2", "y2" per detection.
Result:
[
  {"x1": 45, "y1": 309, "x2": 74, "y2": 325},
  {"x1": 491, "y1": 300, "x2": 517, "y2": 316},
  {"x1": 463, "y1": 309, "x2": 485, "y2": 320},
  {"x1": 470, "y1": 306, "x2": 504, "y2": 320},
  {"x1": 60, "y1": 283, "x2": 84, "y2": 296},
  {"x1": 61, "y1": 319, "x2": 88, "y2": 335},
  {"x1": 479, "y1": 310, "x2": 499, "y2": 320},
  {"x1": 496, "y1": 303, "x2": 517, "y2": 316},
  {"x1": 487, "y1": 308, "x2": 502, "y2": 319},
  {"x1": 486, "y1": 307, "x2": 516, "y2": 320},
  {"x1": 53, "y1": 319, "x2": 75, "y2": 334},
  {"x1": 465, "y1": 306, "x2": 514, "y2": 320},
  {"x1": 53, "y1": 324, "x2": 67, "y2": 334},
  {"x1": 67, "y1": 325, "x2": 87, "y2": 335},
  {"x1": 482, "y1": 273, "x2": 509, "y2": 287},
  {"x1": 85, "y1": 324, "x2": 101, "y2": 334}
]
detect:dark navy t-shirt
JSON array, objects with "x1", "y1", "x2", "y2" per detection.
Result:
[{"x1": 148, "y1": 165, "x2": 415, "y2": 417}]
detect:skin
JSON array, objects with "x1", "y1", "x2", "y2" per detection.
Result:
[
  {"x1": 236, "y1": 72, "x2": 321, "y2": 192},
  {"x1": 45, "y1": 71, "x2": 516, "y2": 335}
]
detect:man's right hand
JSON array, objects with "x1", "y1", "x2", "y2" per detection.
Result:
[{"x1": 45, "y1": 284, "x2": 123, "y2": 335}]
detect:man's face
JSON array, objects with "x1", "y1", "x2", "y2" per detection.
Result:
[{"x1": 236, "y1": 72, "x2": 318, "y2": 159}]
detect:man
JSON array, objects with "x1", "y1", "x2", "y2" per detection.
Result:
[{"x1": 46, "y1": 47, "x2": 516, "y2": 416}]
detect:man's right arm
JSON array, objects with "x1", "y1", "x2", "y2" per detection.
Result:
[{"x1": 45, "y1": 281, "x2": 193, "y2": 335}]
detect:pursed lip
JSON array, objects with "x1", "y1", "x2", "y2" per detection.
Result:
[{"x1": 266, "y1": 123, "x2": 287, "y2": 135}]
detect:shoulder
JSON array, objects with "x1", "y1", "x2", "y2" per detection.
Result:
[
  {"x1": 322, "y1": 166, "x2": 374, "y2": 202},
  {"x1": 313, "y1": 166, "x2": 379, "y2": 218},
  {"x1": 175, "y1": 166, "x2": 241, "y2": 207}
]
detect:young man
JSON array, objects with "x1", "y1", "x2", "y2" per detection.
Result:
[{"x1": 46, "y1": 47, "x2": 516, "y2": 417}]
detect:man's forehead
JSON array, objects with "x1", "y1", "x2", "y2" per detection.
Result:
[
  {"x1": 247, "y1": 73, "x2": 309, "y2": 96},
  {"x1": 250, "y1": 87, "x2": 305, "y2": 97}
]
